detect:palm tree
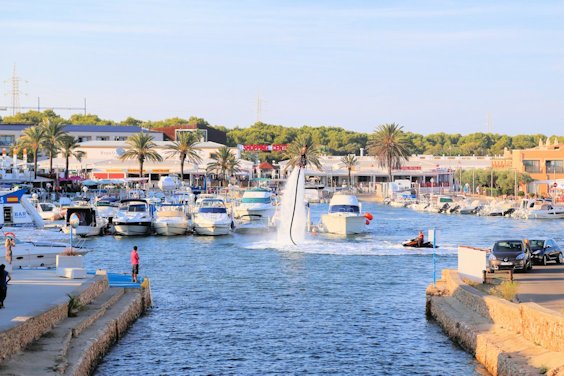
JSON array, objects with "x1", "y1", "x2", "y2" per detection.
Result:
[
  {"x1": 119, "y1": 133, "x2": 163, "y2": 179},
  {"x1": 340, "y1": 154, "x2": 359, "y2": 187},
  {"x1": 283, "y1": 134, "x2": 322, "y2": 171},
  {"x1": 367, "y1": 123, "x2": 410, "y2": 182},
  {"x1": 18, "y1": 125, "x2": 46, "y2": 179},
  {"x1": 206, "y1": 146, "x2": 237, "y2": 186},
  {"x1": 58, "y1": 136, "x2": 86, "y2": 179},
  {"x1": 41, "y1": 118, "x2": 68, "y2": 176},
  {"x1": 164, "y1": 131, "x2": 202, "y2": 181}
]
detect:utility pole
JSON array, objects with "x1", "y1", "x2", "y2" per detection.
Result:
[
  {"x1": 4, "y1": 64, "x2": 27, "y2": 115},
  {"x1": 256, "y1": 94, "x2": 262, "y2": 123}
]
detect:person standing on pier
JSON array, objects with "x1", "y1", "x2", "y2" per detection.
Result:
[
  {"x1": 0, "y1": 264, "x2": 11, "y2": 308},
  {"x1": 131, "y1": 246, "x2": 140, "y2": 283},
  {"x1": 4, "y1": 236, "x2": 14, "y2": 265}
]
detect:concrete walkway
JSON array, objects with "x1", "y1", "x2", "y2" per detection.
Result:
[
  {"x1": 0, "y1": 269, "x2": 95, "y2": 332},
  {"x1": 514, "y1": 263, "x2": 564, "y2": 314}
]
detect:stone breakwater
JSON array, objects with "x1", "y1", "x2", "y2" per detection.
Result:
[
  {"x1": 0, "y1": 274, "x2": 152, "y2": 376},
  {"x1": 426, "y1": 269, "x2": 564, "y2": 376}
]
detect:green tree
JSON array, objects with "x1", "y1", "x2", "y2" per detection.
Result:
[
  {"x1": 17, "y1": 125, "x2": 46, "y2": 179},
  {"x1": 58, "y1": 136, "x2": 85, "y2": 178},
  {"x1": 68, "y1": 113, "x2": 115, "y2": 125},
  {"x1": 283, "y1": 133, "x2": 322, "y2": 171},
  {"x1": 206, "y1": 146, "x2": 238, "y2": 186},
  {"x1": 340, "y1": 154, "x2": 359, "y2": 187},
  {"x1": 119, "y1": 133, "x2": 163, "y2": 178},
  {"x1": 1, "y1": 110, "x2": 63, "y2": 125},
  {"x1": 41, "y1": 119, "x2": 68, "y2": 176},
  {"x1": 121, "y1": 117, "x2": 143, "y2": 126},
  {"x1": 367, "y1": 123, "x2": 410, "y2": 182},
  {"x1": 164, "y1": 131, "x2": 202, "y2": 181}
]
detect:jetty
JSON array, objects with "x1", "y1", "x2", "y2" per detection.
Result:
[
  {"x1": 0, "y1": 268, "x2": 151, "y2": 375},
  {"x1": 427, "y1": 247, "x2": 564, "y2": 376}
]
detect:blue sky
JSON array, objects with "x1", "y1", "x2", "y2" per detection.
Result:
[{"x1": 1, "y1": 0, "x2": 564, "y2": 135}]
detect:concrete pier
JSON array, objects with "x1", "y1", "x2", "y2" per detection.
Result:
[{"x1": 0, "y1": 268, "x2": 151, "y2": 375}]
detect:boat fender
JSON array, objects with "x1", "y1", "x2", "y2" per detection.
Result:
[
  {"x1": 365, "y1": 219, "x2": 370, "y2": 225},
  {"x1": 364, "y1": 212, "x2": 374, "y2": 221}
]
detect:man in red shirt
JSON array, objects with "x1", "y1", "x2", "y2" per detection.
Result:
[{"x1": 131, "y1": 246, "x2": 140, "y2": 283}]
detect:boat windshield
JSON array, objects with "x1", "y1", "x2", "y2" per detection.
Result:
[
  {"x1": 199, "y1": 207, "x2": 227, "y2": 214},
  {"x1": 40, "y1": 203, "x2": 54, "y2": 211},
  {"x1": 241, "y1": 197, "x2": 271, "y2": 204},
  {"x1": 127, "y1": 204, "x2": 147, "y2": 212},
  {"x1": 329, "y1": 205, "x2": 359, "y2": 213}
]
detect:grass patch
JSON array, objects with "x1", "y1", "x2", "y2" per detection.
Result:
[
  {"x1": 539, "y1": 365, "x2": 548, "y2": 374},
  {"x1": 489, "y1": 281, "x2": 519, "y2": 302},
  {"x1": 67, "y1": 294, "x2": 82, "y2": 317}
]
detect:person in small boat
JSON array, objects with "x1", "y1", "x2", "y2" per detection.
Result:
[{"x1": 416, "y1": 230, "x2": 425, "y2": 247}]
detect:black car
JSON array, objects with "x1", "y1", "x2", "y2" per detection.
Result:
[
  {"x1": 488, "y1": 240, "x2": 533, "y2": 273},
  {"x1": 529, "y1": 239, "x2": 564, "y2": 265}
]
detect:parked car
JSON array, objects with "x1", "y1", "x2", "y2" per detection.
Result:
[
  {"x1": 488, "y1": 240, "x2": 533, "y2": 273},
  {"x1": 529, "y1": 239, "x2": 563, "y2": 265}
]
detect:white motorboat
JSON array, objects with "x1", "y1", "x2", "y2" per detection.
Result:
[
  {"x1": 233, "y1": 188, "x2": 276, "y2": 220},
  {"x1": 6, "y1": 237, "x2": 89, "y2": 268},
  {"x1": 113, "y1": 199, "x2": 153, "y2": 236},
  {"x1": 192, "y1": 196, "x2": 232, "y2": 236},
  {"x1": 319, "y1": 193, "x2": 370, "y2": 235},
  {"x1": 458, "y1": 199, "x2": 483, "y2": 215},
  {"x1": 152, "y1": 204, "x2": 189, "y2": 236},
  {"x1": 62, "y1": 206, "x2": 108, "y2": 237},
  {"x1": 514, "y1": 199, "x2": 564, "y2": 219},
  {"x1": 94, "y1": 197, "x2": 119, "y2": 222},
  {"x1": 233, "y1": 214, "x2": 272, "y2": 233},
  {"x1": 0, "y1": 189, "x2": 45, "y2": 228},
  {"x1": 35, "y1": 202, "x2": 64, "y2": 221}
]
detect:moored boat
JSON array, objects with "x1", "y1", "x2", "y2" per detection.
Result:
[
  {"x1": 319, "y1": 193, "x2": 370, "y2": 235},
  {"x1": 113, "y1": 199, "x2": 153, "y2": 236}
]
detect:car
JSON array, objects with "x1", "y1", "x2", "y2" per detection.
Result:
[
  {"x1": 488, "y1": 239, "x2": 533, "y2": 273},
  {"x1": 529, "y1": 238, "x2": 564, "y2": 265}
]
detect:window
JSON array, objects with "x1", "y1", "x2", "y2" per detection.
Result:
[
  {"x1": 0, "y1": 135, "x2": 15, "y2": 147},
  {"x1": 523, "y1": 160, "x2": 540, "y2": 173},
  {"x1": 96, "y1": 136, "x2": 110, "y2": 141},
  {"x1": 546, "y1": 160, "x2": 564, "y2": 173},
  {"x1": 77, "y1": 136, "x2": 91, "y2": 142},
  {"x1": 114, "y1": 136, "x2": 128, "y2": 141}
]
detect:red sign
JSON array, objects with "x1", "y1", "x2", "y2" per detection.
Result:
[
  {"x1": 241, "y1": 144, "x2": 288, "y2": 152},
  {"x1": 400, "y1": 166, "x2": 422, "y2": 170}
]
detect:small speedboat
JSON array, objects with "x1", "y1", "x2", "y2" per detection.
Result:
[
  {"x1": 152, "y1": 204, "x2": 189, "y2": 236},
  {"x1": 402, "y1": 239, "x2": 439, "y2": 248},
  {"x1": 113, "y1": 199, "x2": 153, "y2": 236},
  {"x1": 192, "y1": 196, "x2": 232, "y2": 236}
]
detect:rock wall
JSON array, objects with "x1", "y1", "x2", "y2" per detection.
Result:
[{"x1": 427, "y1": 269, "x2": 564, "y2": 376}]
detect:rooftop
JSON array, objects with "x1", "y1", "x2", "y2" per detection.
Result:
[{"x1": 0, "y1": 124, "x2": 161, "y2": 134}]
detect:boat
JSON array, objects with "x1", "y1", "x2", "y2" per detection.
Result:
[
  {"x1": 319, "y1": 193, "x2": 370, "y2": 235},
  {"x1": 152, "y1": 204, "x2": 190, "y2": 236},
  {"x1": 3, "y1": 232, "x2": 89, "y2": 268},
  {"x1": 35, "y1": 202, "x2": 64, "y2": 221},
  {"x1": 233, "y1": 214, "x2": 272, "y2": 233},
  {"x1": 233, "y1": 188, "x2": 276, "y2": 220},
  {"x1": 458, "y1": 199, "x2": 483, "y2": 215},
  {"x1": 113, "y1": 199, "x2": 153, "y2": 236},
  {"x1": 192, "y1": 196, "x2": 232, "y2": 236},
  {"x1": 94, "y1": 196, "x2": 119, "y2": 223},
  {"x1": 402, "y1": 238, "x2": 438, "y2": 248},
  {"x1": 514, "y1": 199, "x2": 564, "y2": 219},
  {"x1": 0, "y1": 189, "x2": 45, "y2": 228},
  {"x1": 62, "y1": 206, "x2": 108, "y2": 237}
]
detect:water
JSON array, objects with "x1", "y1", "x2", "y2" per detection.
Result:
[{"x1": 86, "y1": 204, "x2": 563, "y2": 375}]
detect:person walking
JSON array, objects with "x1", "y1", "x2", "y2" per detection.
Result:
[
  {"x1": 131, "y1": 246, "x2": 140, "y2": 283},
  {"x1": 4, "y1": 236, "x2": 14, "y2": 265},
  {"x1": 0, "y1": 264, "x2": 11, "y2": 309}
]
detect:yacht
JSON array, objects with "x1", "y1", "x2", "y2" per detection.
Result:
[
  {"x1": 514, "y1": 199, "x2": 564, "y2": 219},
  {"x1": 35, "y1": 202, "x2": 64, "y2": 221},
  {"x1": 62, "y1": 206, "x2": 108, "y2": 237},
  {"x1": 5, "y1": 236, "x2": 89, "y2": 268},
  {"x1": 192, "y1": 196, "x2": 232, "y2": 236},
  {"x1": 113, "y1": 199, "x2": 153, "y2": 236},
  {"x1": 233, "y1": 188, "x2": 276, "y2": 220},
  {"x1": 152, "y1": 204, "x2": 190, "y2": 236},
  {"x1": 319, "y1": 193, "x2": 369, "y2": 235},
  {"x1": 94, "y1": 197, "x2": 119, "y2": 223},
  {"x1": 0, "y1": 189, "x2": 45, "y2": 228}
]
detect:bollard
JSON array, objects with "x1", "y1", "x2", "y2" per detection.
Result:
[
  {"x1": 509, "y1": 269, "x2": 513, "y2": 282},
  {"x1": 482, "y1": 270, "x2": 487, "y2": 284}
]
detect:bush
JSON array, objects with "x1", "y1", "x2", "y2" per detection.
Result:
[{"x1": 490, "y1": 281, "x2": 519, "y2": 302}]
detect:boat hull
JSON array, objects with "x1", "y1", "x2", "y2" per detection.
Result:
[
  {"x1": 320, "y1": 214, "x2": 366, "y2": 235},
  {"x1": 153, "y1": 221, "x2": 189, "y2": 236},
  {"x1": 193, "y1": 224, "x2": 231, "y2": 236},
  {"x1": 113, "y1": 222, "x2": 152, "y2": 236}
]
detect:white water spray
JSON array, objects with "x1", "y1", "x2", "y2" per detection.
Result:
[{"x1": 277, "y1": 167, "x2": 306, "y2": 245}]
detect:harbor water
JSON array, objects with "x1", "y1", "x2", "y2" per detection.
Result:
[{"x1": 85, "y1": 203, "x2": 563, "y2": 375}]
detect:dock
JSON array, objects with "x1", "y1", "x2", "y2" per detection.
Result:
[{"x1": 0, "y1": 268, "x2": 151, "y2": 375}]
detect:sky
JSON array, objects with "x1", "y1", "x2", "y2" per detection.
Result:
[{"x1": 1, "y1": 0, "x2": 564, "y2": 135}]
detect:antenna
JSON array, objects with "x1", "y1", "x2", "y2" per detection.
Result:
[
  {"x1": 486, "y1": 113, "x2": 493, "y2": 134},
  {"x1": 256, "y1": 94, "x2": 262, "y2": 123}
]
